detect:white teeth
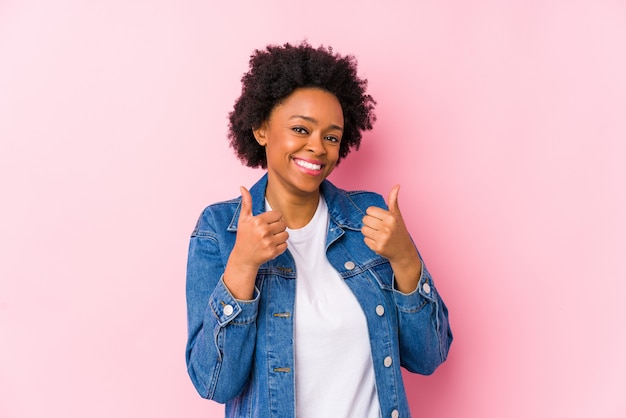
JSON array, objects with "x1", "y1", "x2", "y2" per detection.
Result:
[{"x1": 295, "y1": 159, "x2": 322, "y2": 170}]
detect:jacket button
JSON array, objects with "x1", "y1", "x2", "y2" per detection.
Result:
[
  {"x1": 384, "y1": 356, "x2": 392, "y2": 367},
  {"x1": 375, "y1": 305, "x2": 385, "y2": 316},
  {"x1": 422, "y1": 282, "x2": 431, "y2": 294},
  {"x1": 344, "y1": 261, "x2": 355, "y2": 270},
  {"x1": 391, "y1": 409, "x2": 399, "y2": 418},
  {"x1": 223, "y1": 304, "x2": 234, "y2": 316}
]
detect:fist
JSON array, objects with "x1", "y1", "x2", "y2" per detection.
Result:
[
  {"x1": 361, "y1": 185, "x2": 414, "y2": 263},
  {"x1": 232, "y1": 186, "x2": 289, "y2": 268}
]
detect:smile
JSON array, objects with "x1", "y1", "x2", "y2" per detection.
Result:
[{"x1": 294, "y1": 159, "x2": 322, "y2": 171}]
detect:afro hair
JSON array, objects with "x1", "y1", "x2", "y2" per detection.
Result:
[{"x1": 227, "y1": 41, "x2": 376, "y2": 168}]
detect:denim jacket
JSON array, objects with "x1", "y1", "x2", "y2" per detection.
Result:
[{"x1": 186, "y1": 174, "x2": 452, "y2": 418}]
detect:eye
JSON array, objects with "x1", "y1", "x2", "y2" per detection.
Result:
[
  {"x1": 292, "y1": 126, "x2": 309, "y2": 134},
  {"x1": 325, "y1": 135, "x2": 340, "y2": 143}
]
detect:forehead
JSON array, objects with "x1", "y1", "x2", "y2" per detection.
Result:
[{"x1": 271, "y1": 88, "x2": 343, "y2": 122}]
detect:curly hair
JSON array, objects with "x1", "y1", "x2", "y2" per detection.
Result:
[{"x1": 228, "y1": 42, "x2": 377, "y2": 168}]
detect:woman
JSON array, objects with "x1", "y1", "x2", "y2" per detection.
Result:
[{"x1": 186, "y1": 42, "x2": 452, "y2": 418}]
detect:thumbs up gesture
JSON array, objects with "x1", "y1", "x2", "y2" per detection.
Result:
[
  {"x1": 223, "y1": 187, "x2": 288, "y2": 299},
  {"x1": 362, "y1": 185, "x2": 422, "y2": 293},
  {"x1": 233, "y1": 186, "x2": 289, "y2": 266}
]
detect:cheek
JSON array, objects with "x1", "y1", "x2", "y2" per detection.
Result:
[
  {"x1": 330, "y1": 145, "x2": 341, "y2": 161},
  {"x1": 268, "y1": 135, "x2": 300, "y2": 153},
  {"x1": 326, "y1": 150, "x2": 340, "y2": 170},
  {"x1": 265, "y1": 139, "x2": 291, "y2": 160}
]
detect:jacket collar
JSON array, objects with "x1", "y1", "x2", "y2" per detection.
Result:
[
  {"x1": 320, "y1": 178, "x2": 365, "y2": 231},
  {"x1": 228, "y1": 173, "x2": 365, "y2": 231}
]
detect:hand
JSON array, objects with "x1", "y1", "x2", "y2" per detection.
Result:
[
  {"x1": 361, "y1": 185, "x2": 414, "y2": 261},
  {"x1": 232, "y1": 186, "x2": 289, "y2": 268},
  {"x1": 361, "y1": 185, "x2": 421, "y2": 293},
  {"x1": 223, "y1": 187, "x2": 288, "y2": 299}
]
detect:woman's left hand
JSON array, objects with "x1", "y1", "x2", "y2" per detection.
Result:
[{"x1": 361, "y1": 185, "x2": 422, "y2": 293}]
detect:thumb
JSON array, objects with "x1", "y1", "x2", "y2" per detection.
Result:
[
  {"x1": 387, "y1": 184, "x2": 401, "y2": 213},
  {"x1": 239, "y1": 186, "x2": 253, "y2": 218}
]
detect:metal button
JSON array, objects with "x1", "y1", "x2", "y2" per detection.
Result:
[
  {"x1": 376, "y1": 305, "x2": 385, "y2": 316},
  {"x1": 223, "y1": 304, "x2": 234, "y2": 316},
  {"x1": 391, "y1": 409, "x2": 399, "y2": 418},
  {"x1": 344, "y1": 261, "x2": 355, "y2": 270},
  {"x1": 422, "y1": 283, "x2": 431, "y2": 294},
  {"x1": 384, "y1": 356, "x2": 392, "y2": 367}
]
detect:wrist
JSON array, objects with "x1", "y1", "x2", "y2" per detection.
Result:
[
  {"x1": 223, "y1": 256, "x2": 259, "y2": 300},
  {"x1": 390, "y1": 252, "x2": 422, "y2": 294}
]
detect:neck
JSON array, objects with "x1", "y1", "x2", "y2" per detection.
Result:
[{"x1": 265, "y1": 184, "x2": 321, "y2": 229}]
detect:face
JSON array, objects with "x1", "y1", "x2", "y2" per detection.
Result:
[{"x1": 253, "y1": 87, "x2": 344, "y2": 199}]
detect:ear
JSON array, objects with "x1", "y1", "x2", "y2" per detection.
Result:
[{"x1": 252, "y1": 122, "x2": 268, "y2": 146}]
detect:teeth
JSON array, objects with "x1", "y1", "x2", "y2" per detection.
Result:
[{"x1": 295, "y1": 159, "x2": 322, "y2": 170}]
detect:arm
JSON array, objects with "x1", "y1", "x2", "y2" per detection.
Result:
[
  {"x1": 361, "y1": 185, "x2": 421, "y2": 293},
  {"x1": 361, "y1": 185, "x2": 452, "y2": 374},
  {"x1": 393, "y1": 260, "x2": 452, "y2": 374},
  {"x1": 186, "y1": 187, "x2": 288, "y2": 402},
  {"x1": 185, "y1": 231, "x2": 260, "y2": 403}
]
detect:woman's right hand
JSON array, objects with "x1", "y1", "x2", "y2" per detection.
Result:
[{"x1": 223, "y1": 186, "x2": 288, "y2": 300}]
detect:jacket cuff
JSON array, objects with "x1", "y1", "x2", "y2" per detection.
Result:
[
  {"x1": 393, "y1": 264, "x2": 438, "y2": 310},
  {"x1": 208, "y1": 276, "x2": 260, "y2": 326}
]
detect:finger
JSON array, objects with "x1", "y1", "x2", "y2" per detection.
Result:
[
  {"x1": 387, "y1": 184, "x2": 401, "y2": 213},
  {"x1": 258, "y1": 210, "x2": 283, "y2": 224},
  {"x1": 273, "y1": 230, "x2": 289, "y2": 244},
  {"x1": 361, "y1": 226, "x2": 377, "y2": 242},
  {"x1": 273, "y1": 241, "x2": 289, "y2": 258},
  {"x1": 267, "y1": 219, "x2": 288, "y2": 235},
  {"x1": 239, "y1": 186, "x2": 253, "y2": 218},
  {"x1": 362, "y1": 236, "x2": 379, "y2": 254},
  {"x1": 365, "y1": 206, "x2": 388, "y2": 220},
  {"x1": 361, "y1": 215, "x2": 384, "y2": 238},
  {"x1": 362, "y1": 214, "x2": 382, "y2": 231}
]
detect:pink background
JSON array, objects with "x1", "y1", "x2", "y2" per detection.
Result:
[{"x1": 1, "y1": 1, "x2": 625, "y2": 417}]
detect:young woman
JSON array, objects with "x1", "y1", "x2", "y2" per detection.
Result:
[{"x1": 186, "y1": 42, "x2": 452, "y2": 418}]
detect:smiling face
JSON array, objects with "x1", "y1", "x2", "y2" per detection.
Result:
[{"x1": 253, "y1": 87, "x2": 344, "y2": 201}]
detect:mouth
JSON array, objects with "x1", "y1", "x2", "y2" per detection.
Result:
[{"x1": 294, "y1": 158, "x2": 323, "y2": 172}]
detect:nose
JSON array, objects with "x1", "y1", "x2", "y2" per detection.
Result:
[{"x1": 306, "y1": 133, "x2": 326, "y2": 155}]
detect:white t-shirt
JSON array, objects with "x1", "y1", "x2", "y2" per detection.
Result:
[{"x1": 268, "y1": 196, "x2": 381, "y2": 418}]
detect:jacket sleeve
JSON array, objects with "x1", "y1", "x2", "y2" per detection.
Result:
[
  {"x1": 393, "y1": 260, "x2": 452, "y2": 375},
  {"x1": 185, "y1": 213, "x2": 259, "y2": 403}
]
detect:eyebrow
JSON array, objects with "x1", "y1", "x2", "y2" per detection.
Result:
[{"x1": 289, "y1": 115, "x2": 343, "y2": 131}]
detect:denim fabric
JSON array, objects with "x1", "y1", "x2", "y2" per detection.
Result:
[{"x1": 186, "y1": 174, "x2": 452, "y2": 418}]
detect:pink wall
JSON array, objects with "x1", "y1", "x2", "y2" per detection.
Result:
[{"x1": 1, "y1": 1, "x2": 625, "y2": 417}]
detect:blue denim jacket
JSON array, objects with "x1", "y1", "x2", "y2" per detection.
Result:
[{"x1": 186, "y1": 174, "x2": 452, "y2": 418}]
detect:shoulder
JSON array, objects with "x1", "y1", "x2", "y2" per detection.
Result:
[
  {"x1": 322, "y1": 181, "x2": 388, "y2": 228},
  {"x1": 322, "y1": 180, "x2": 387, "y2": 212},
  {"x1": 191, "y1": 196, "x2": 241, "y2": 236},
  {"x1": 344, "y1": 189, "x2": 387, "y2": 211},
  {"x1": 191, "y1": 174, "x2": 267, "y2": 236}
]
